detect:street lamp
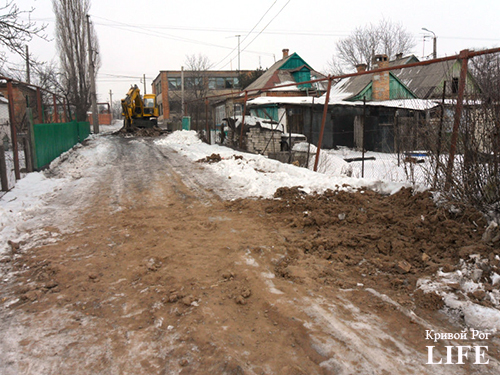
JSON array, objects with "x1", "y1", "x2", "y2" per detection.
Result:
[{"x1": 422, "y1": 28, "x2": 437, "y2": 59}]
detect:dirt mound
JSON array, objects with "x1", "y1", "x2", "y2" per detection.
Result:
[
  {"x1": 231, "y1": 186, "x2": 498, "y2": 309},
  {"x1": 116, "y1": 126, "x2": 167, "y2": 137},
  {"x1": 197, "y1": 153, "x2": 222, "y2": 163}
]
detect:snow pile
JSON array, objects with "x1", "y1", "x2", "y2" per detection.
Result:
[
  {"x1": 0, "y1": 137, "x2": 112, "y2": 255},
  {"x1": 293, "y1": 142, "x2": 352, "y2": 177},
  {"x1": 156, "y1": 131, "x2": 415, "y2": 199},
  {"x1": 418, "y1": 254, "x2": 500, "y2": 331},
  {"x1": 224, "y1": 115, "x2": 285, "y2": 132},
  {"x1": 159, "y1": 130, "x2": 202, "y2": 146},
  {"x1": 0, "y1": 173, "x2": 68, "y2": 254}
]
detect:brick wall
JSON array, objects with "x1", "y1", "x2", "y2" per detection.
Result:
[{"x1": 246, "y1": 127, "x2": 282, "y2": 156}]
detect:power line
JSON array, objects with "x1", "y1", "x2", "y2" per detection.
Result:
[
  {"x1": 213, "y1": 0, "x2": 279, "y2": 69},
  {"x1": 24, "y1": 15, "x2": 500, "y2": 42},
  {"x1": 91, "y1": 15, "x2": 274, "y2": 57},
  {"x1": 219, "y1": 0, "x2": 293, "y2": 70}
]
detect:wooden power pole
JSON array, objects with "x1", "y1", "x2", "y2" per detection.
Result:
[{"x1": 86, "y1": 14, "x2": 99, "y2": 134}]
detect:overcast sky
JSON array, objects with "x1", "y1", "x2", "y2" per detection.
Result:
[{"x1": 9, "y1": 0, "x2": 500, "y2": 103}]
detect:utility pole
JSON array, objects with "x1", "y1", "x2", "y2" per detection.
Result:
[
  {"x1": 86, "y1": 14, "x2": 99, "y2": 134},
  {"x1": 109, "y1": 89, "x2": 113, "y2": 122},
  {"x1": 422, "y1": 28, "x2": 437, "y2": 59},
  {"x1": 236, "y1": 35, "x2": 241, "y2": 71},
  {"x1": 143, "y1": 73, "x2": 146, "y2": 94},
  {"x1": 25, "y1": 45, "x2": 30, "y2": 84}
]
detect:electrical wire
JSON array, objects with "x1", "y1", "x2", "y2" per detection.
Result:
[
  {"x1": 212, "y1": 0, "x2": 278, "y2": 69},
  {"x1": 217, "y1": 0, "x2": 292, "y2": 70},
  {"x1": 91, "y1": 15, "x2": 273, "y2": 57}
]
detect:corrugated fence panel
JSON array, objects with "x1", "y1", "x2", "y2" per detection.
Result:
[
  {"x1": 78, "y1": 121, "x2": 91, "y2": 141},
  {"x1": 33, "y1": 121, "x2": 91, "y2": 169}
]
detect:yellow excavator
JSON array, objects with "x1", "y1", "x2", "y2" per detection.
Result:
[{"x1": 121, "y1": 84, "x2": 159, "y2": 129}]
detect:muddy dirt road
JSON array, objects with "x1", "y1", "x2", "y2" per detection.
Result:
[{"x1": 1, "y1": 135, "x2": 499, "y2": 374}]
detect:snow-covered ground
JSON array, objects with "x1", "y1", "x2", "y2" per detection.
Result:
[
  {"x1": 155, "y1": 131, "x2": 415, "y2": 199},
  {"x1": 1, "y1": 128, "x2": 499, "y2": 332}
]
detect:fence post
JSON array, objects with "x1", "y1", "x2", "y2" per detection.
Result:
[
  {"x1": 445, "y1": 49, "x2": 470, "y2": 190},
  {"x1": 238, "y1": 91, "x2": 248, "y2": 149},
  {"x1": 362, "y1": 96, "x2": 366, "y2": 178},
  {"x1": 6, "y1": 80, "x2": 20, "y2": 180},
  {"x1": 313, "y1": 76, "x2": 333, "y2": 172},
  {"x1": 36, "y1": 88, "x2": 43, "y2": 124},
  {"x1": 205, "y1": 98, "x2": 210, "y2": 144},
  {"x1": 433, "y1": 81, "x2": 447, "y2": 188},
  {"x1": 26, "y1": 108, "x2": 37, "y2": 171},
  {"x1": 0, "y1": 144, "x2": 8, "y2": 191}
]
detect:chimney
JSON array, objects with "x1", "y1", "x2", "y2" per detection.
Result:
[
  {"x1": 356, "y1": 63, "x2": 367, "y2": 73},
  {"x1": 372, "y1": 54, "x2": 390, "y2": 101},
  {"x1": 282, "y1": 49, "x2": 289, "y2": 59}
]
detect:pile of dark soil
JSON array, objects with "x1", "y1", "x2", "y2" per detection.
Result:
[
  {"x1": 229, "y1": 186, "x2": 498, "y2": 309},
  {"x1": 197, "y1": 153, "x2": 222, "y2": 163},
  {"x1": 116, "y1": 126, "x2": 167, "y2": 137}
]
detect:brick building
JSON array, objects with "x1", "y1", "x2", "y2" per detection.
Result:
[
  {"x1": 152, "y1": 69, "x2": 250, "y2": 131},
  {"x1": 0, "y1": 82, "x2": 39, "y2": 132}
]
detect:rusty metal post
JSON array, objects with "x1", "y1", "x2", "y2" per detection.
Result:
[
  {"x1": 239, "y1": 91, "x2": 248, "y2": 149},
  {"x1": 313, "y1": 76, "x2": 333, "y2": 172},
  {"x1": 205, "y1": 99, "x2": 210, "y2": 144},
  {"x1": 433, "y1": 81, "x2": 447, "y2": 188},
  {"x1": 36, "y1": 88, "x2": 43, "y2": 123},
  {"x1": 6, "y1": 80, "x2": 20, "y2": 180},
  {"x1": 53, "y1": 94, "x2": 59, "y2": 123},
  {"x1": 0, "y1": 144, "x2": 8, "y2": 191},
  {"x1": 445, "y1": 49, "x2": 470, "y2": 190},
  {"x1": 27, "y1": 107, "x2": 37, "y2": 171},
  {"x1": 362, "y1": 96, "x2": 366, "y2": 178}
]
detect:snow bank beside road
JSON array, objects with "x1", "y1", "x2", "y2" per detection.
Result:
[
  {"x1": 0, "y1": 172, "x2": 69, "y2": 254},
  {"x1": 155, "y1": 130, "x2": 414, "y2": 199},
  {"x1": 0, "y1": 135, "x2": 113, "y2": 255}
]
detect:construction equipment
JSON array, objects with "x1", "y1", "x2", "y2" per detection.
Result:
[{"x1": 121, "y1": 84, "x2": 158, "y2": 129}]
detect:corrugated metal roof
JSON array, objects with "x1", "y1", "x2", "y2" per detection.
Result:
[
  {"x1": 328, "y1": 57, "x2": 458, "y2": 101},
  {"x1": 244, "y1": 56, "x2": 292, "y2": 92},
  {"x1": 391, "y1": 60, "x2": 457, "y2": 98}
]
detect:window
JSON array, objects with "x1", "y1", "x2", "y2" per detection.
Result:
[
  {"x1": 144, "y1": 97, "x2": 155, "y2": 108},
  {"x1": 168, "y1": 77, "x2": 181, "y2": 90},
  {"x1": 208, "y1": 78, "x2": 217, "y2": 90},
  {"x1": 185, "y1": 77, "x2": 202, "y2": 89}
]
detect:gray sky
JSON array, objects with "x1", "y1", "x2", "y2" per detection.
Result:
[{"x1": 9, "y1": 0, "x2": 500, "y2": 102}]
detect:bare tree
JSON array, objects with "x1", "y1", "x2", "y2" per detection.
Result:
[
  {"x1": 334, "y1": 19, "x2": 415, "y2": 71},
  {"x1": 183, "y1": 54, "x2": 212, "y2": 131},
  {"x1": 185, "y1": 53, "x2": 212, "y2": 100},
  {"x1": 325, "y1": 55, "x2": 347, "y2": 77},
  {"x1": 470, "y1": 52, "x2": 500, "y2": 102},
  {"x1": 52, "y1": 0, "x2": 100, "y2": 121},
  {"x1": 0, "y1": 1, "x2": 47, "y2": 62}
]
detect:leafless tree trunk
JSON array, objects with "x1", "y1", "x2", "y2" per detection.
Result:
[{"x1": 52, "y1": 0, "x2": 100, "y2": 122}]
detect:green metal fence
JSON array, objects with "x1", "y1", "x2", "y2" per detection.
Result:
[{"x1": 33, "y1": 121, "x2": 90, "y2": 169}]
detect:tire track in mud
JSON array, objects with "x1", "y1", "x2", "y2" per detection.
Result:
[{"x1": 1, "y1": 135, "x2": 499, "y2": 374}]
